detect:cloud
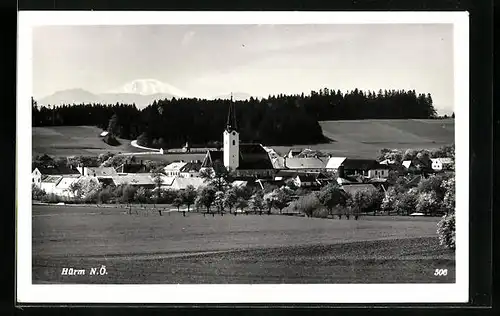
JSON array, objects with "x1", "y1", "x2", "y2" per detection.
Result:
[{"x1": 181, "y1": 31, "x2": 196, "y2": 47}]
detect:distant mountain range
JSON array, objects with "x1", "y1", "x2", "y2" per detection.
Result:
[{"x1": 37, "y1": 79, "x2": 257, "y2": 109}]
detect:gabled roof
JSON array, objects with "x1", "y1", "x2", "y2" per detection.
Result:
[
  {"x1": 341, "y1": 184, "x2": 378, "y2": 196},
  {"x1": 159, "y1": 175, "x2": 176, "y2": 186},
  {"x1": 171, "y1": 177, "x2": 206, "y2": 190},
  {"x1": 164, "y1": 161, "x2": 188, "y2": 171},
  {"x1": 117, "y1": 163, "x2": 148, "y2": 173},
  {"x1": 271, "y1": 157, "x2": 286, "y2": 169},
  {"x1": 284, "y1": 157, "x2": 327, "y2": 169},
  {"x1": 85, "y1": 167, "x2": 117, "y2": 176},
  {"x1": 341, "y1": 159, "x2": 384, "y2": 170},
  {"x1": 41, "y1": 175, "x2": 63, "y2": 184},
  {"x1": 402, "y1": 160, "x2": 413, "y2": 169},
  {"x1": 202, "y1": 150, "x2": 224, "y2": 168},
  {"x1": 238, "y1": 144, "x2": 274, "y2": 170},
  {"x1": 179, "y1": 161, "x2": 202, "y2": 173},
  {"x1": 111, "y1": 173, "x2": 155, "y2": 186},
  {"x1": 431, "y1": 157, "x2": 453, "y2": 164},
  {"x1": 35, "y1": 165, "x2": 80, "y2": 176},
  {"x1": 326, "y1": 157, "x2": 347, "y2": 169},
  {"x1": 55, "y1": 176, "x2": 81, "y2": 189}
]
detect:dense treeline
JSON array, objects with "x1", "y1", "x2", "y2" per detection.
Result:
[{"x1": 32, "y1": 88, "x2": 437, "y2": 148}]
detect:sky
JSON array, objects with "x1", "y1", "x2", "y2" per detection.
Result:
[{"x1": 32, "y1": 24, "x2": 454, "y2": 113}]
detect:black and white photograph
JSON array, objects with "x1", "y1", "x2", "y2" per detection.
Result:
[{"x1": 17, "y1": 11, "x2": 469, "y2": 303}]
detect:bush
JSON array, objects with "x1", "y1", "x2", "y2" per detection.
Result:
[
  {"x1": 437, "y1": 213, "x2": 455, "y2": 249},
  {"x1": 103, "y1": 134, "x2": 121, "y2": 146},
  {"x1": 97, "y1": 187, "x2": 113, "y2": 204},
  {"x1": 312, "y1": 208, "x2": 329, "y2": 218},
  {"x1": 394, "y1": 189, "x2": 418, "y2": 215},
  {"x1": 293, "y1": 194, "x2": 321, "y2": 217},
  {"x1": 32, "y1": 184, "x2": 46, "y2": 201}
]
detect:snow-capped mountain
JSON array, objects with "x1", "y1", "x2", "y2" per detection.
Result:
[
  {"x1": 107, "y1": 79, "x2": 189, "y2": 98},
  {"x1": 38, "y1": 80, "x2": 189, "y2": 109}
]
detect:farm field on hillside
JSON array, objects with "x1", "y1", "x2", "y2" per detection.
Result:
[
  {"x1": 32, "y1": 119, "x2": 454, "y2": 159},
  {"x1": 32, "y1": 205, "x2": 455, "y2": 284},
  {"x1": 32, "y1": 126, "x2": 142, "y2": 157}
]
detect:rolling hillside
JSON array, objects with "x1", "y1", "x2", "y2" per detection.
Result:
[
  {"x1": 32, "y1": 126, "x2": 140, "y2": 157},
  {"x1": 32, "y1": 119, "x2": 454, "y2": 159},
  {"x1": 273, "y1": 119, "x2": 454, "y2": 158}
]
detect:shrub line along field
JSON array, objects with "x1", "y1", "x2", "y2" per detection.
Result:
[
  {"x1": 32, "y1": 204, "x2": 455, "y2": 284},
  {"x1": 32, "y1": 119, "x2": 454, "y2": 159}
]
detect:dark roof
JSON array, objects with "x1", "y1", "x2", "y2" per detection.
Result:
[
  {"x1": 238, "y1": 143, "x2": 274, "y2": 170},
  {"x1": 341, "y1": 159, "x2": 386, "y2": 171},
  {"x1": 97, "y1": 177, "x2": 115, "y2": 186},
  {"x1": 201, "y1": 150, "x2": 224, "y2": 168},
  {"x1": 180, "y1": 162, "x2": 202, "y2": 173},
  {"x1": 35, "y1": 165, "x2": 80, "y2": 176},
  {"x1": 120, "y1": 163, "x2": 148, "y2": 173}
]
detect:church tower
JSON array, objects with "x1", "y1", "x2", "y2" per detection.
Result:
[{"x1": 223, "y1": 93, "x2": 239, "y2": 170}]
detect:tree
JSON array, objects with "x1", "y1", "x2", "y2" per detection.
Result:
[
  {"x1": 134, "y1": 187, "x2": 148, "y2": 205},
  {"x1": 263, "y1": 191, "x2": 276, "y2": 215},
  {"x1": 381, "y1": 186, "x2": 398, "y2": 214},
  {"x1": 151, "y1": 169, "x2": 164, "y2": 203},
  {"x1": 107, "y1": 113, "x2": 119, "y2": 136},
  {"x1": 293, "y1": 193, "x2": 320, "y2": 217},
  {"x1": 223, "y1": 187, "x2": 238, "y2": 214},
  {"x1": 248, "y1": 191, "x2": 264, "y2": 215},
  {"x1": 316, "y1": 183, "x2": 348, "y2": 217},
  {"x1": 32, "y1": 183, "x2": 46, "y2": 201},
  {"x1": 416, "y1": 191, "x2": 441, "y2": 216},
  {"x1": 235, "y1": 197, "x2": 248, "y2": 215},
  {"x1": 440, "y1": 176, "x2": 455, "y2": 214},
  {"x1": 182, "y1": 185, "x2": 197, "y2": 212},
  {"x1": 273, "y1": 187, "x2": 292, "y2": 214},
  {"x1": 214, "y1": 191, "x2": 226, "y2": 215},
  {"x1": 437, "y1": 213, "x2": 455, "y2": 249},
  {"x1": 195, "y1": 186, "x2": 216, "y2": 215},
  {"x1": 172, "y1": 194, "x2": 184, "y2": 216},
  {"x1": 394, "y1": 189, "x2": 418, "y2": 215},
  {"x1": 137, "y1": 132, "x2": 149, "y2": 147}
]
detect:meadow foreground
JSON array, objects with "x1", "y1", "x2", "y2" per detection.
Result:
[{"x1": 32, "y1": 205, "x2": 455, "y2": 284}]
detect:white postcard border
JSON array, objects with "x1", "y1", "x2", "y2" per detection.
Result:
[{"x1": 17, "y1": 11, "x2": 469, "y2": 304}]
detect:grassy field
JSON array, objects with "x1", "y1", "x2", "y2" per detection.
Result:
[
  {"x1": 274, "y1": 119, "x2": 454, "y2": 158},
  {"x1": 32, "y1": 204, "x2": 455, "y2": 284},
  {"x1": 32, "y1": 126, "x2": 142, "y2": 157},
  {"x1": 32, "y1": 119, "x2": 454, "y2": 159}
]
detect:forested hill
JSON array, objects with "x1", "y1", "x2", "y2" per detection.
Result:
[{"x1": 32, "y1": 88, "x2": 437, "y2": 148}]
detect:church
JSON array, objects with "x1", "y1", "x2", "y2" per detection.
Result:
[{"x1": 201, "y1": 95, "x2": 275, "y2": 179}]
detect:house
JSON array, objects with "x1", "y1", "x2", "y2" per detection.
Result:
[
  {"x1": 293, "y1": 174, "x2": 321, "y2": 188},
  {"x1": 53, "y1": 175, "x2": 81, "y2": 197},
  {"x1": 170, "y1": 177, "x2": 206, "y2": 190},
  {"x1": 326, "y1": 157, "x2": 389, "y2": 179},
  {"x1": 286, "y1": 148, "x2": 303, "y2": 158},
  {"x1": 402, "y1": 160, "x2": 414, "y2": 169},
  {"x1": 32, "y1": 165, "x2": 80, "y2": 188},
  {"x1": 110, "y1": 173, "x2": 155, "y2": 189},
  {"x1": 282, "y1": 156, "x2": 328, "y2": 173},
  {"x1": 76, "y1": 166, "x2": 117, "y2": 177},
  {"x1": 202, "y1": 144, "x2": 275, "y2": 179},
  {"x1": 179, "y1": 160, "x2": 202, "y2": 178},
  {"x1": 164, "y1": 161, "x2": 188, "y2": 177},
  {"x1": 431, "y1": 157, "x2": 454, "y2": 171},
  {"x1": 270, "y1": 156, "x2": 286, "y2": 169}
]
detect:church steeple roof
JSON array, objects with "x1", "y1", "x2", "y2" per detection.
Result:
[{"x1": 226, "y1": 93, "x2": 237, "y2": 132}]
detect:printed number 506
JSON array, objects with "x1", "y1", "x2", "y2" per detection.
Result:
[{"x1": 434, "y1": 269, "x2": 448, "y2": 276}]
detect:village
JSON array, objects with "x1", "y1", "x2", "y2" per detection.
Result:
[{"x1": 32, "y1": 101, "x2": 455, "y2": 219}]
